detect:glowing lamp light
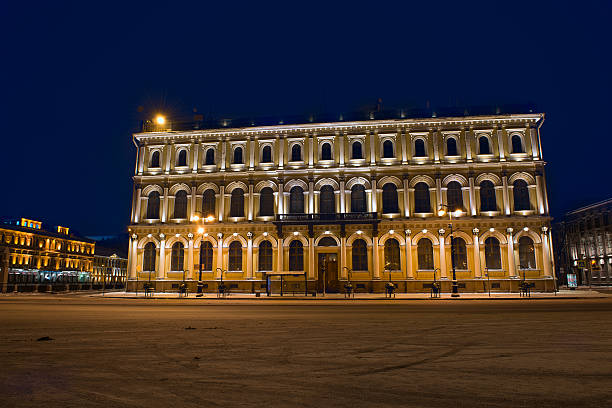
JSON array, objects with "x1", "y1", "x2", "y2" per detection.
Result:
[
  {"x1": 155, "y1": 115, "x2": 166, "y2": 125},
  {"x1": 437, "y1": 208, "x2": 446, "y2": 217},
  {"x1": 191, "y1": 215, "x2": 200, "y2": 222},
  {"x1": 206, "y1": 215, "x2": 215, "y2": 222},
  {"x1": 389, "y1": 229, "x2": 395, "y2": 235},
  {"x1": 263, "y1": 232, "x2": 268, "y2": 236},
  {"x1": 489, "y1": 228, "x2": 494, "y2": 232},
  {"x1": 325, "y1": 230, "x2": 330, "y2": 234},
  {"x1": 197, "y1": 227, "x2": 204, "y2": 234},
  {"x1": 523, "y1": 227, "x2": 529, "y2": 231},
  {"x1": 204, "y1": 233, "x2": 208, "y2": 237},
  {"x1": 453, "y1": 209, "x2": 463, "y2": 218},
  {"x1": 422, "y1": 229, "x2": 427, "y2": 234},
  {"x1": 147, "y1": 234, "x2": 152, "y2": 238},
  {"x1": 233, "y1": 232, "x2": 238, "y2": 236},
  {"x1": 356, "y1": 230, "x2": 362, "y2": 235},
  {"x1": 293, "y1": 231, "x2": 299, "y2": 236}
]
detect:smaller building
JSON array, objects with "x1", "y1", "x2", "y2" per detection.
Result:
[
  {"x1": 93, "y1": 250, "x2": 128, "y2": 288},
  {"x1": 0, "y1": 218, "x2": 95, "y2": 292},
  {"x1": 553, "y1": 199, "x2": 612, "y2": 286}
]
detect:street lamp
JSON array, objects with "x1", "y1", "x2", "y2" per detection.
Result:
[
  {"x1": 192, "y1": 212, "x2": 215, "y2": 297},
  {"x1": 438, "y1": 205, "x2": 463, "y2": 298}
]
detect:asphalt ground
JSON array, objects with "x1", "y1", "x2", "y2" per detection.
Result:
[{"x1": 1, "y1": 296, "x2": 611, "y2": 407}]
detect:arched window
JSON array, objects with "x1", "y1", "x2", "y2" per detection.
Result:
[
  {"x1": 321, "y1": 143, "x2": 332, "y2": 160},
  {"x1": 513, "y1": 179, "x2": 530, "y2": 211},
  {"x1": 229, "y1": 241, "x2": 242, "y2": 271},
  {"x1": 205, "y1": 148, "x2": 215, "y2": 165},
  {"x1": 382, "y1": 183, "x2": 399, "y2": 214},
  {"x1": 177, "y1": 150, "x2": 187, "y2": 167},
  {"x1": 318, "y1": 237, "x2": 337, "y2": 246},
  {"x1": 230, "y1": 188, "x2": 244, "y2": 217},
  {"x1": 478, "y1": 136, "x2": 491, "y2": 155},
  {"x1": 146, "y1": 191, "x2": 160, "y2": 219},
  {"x1": 518, "y1": 236, "x2": 536, "y2": 269},
  {"x1": 233, "y1": 147, "x2": 243, "y2": 164},
  {"x1": 384, "y1": 238, "x2": 401, "y2": 270},
  {"x1": 511, "y1": 135, "x2": 524, "y2": 153},
  {"x1": 143, "y1": 242, "x2": 156, "y2": 271},
  {"x1": 202, "y1": 189, "x2": 216, "y2": 218},
  {"x1": 174, "y1": 190, "x2": 188, "y2": 219},
  {"x1": 414, "y1": 182, "x2": 431, "y2": 213},
  {"x1": 258, "y1": 240, "x2": 273, "y2": 271},
  {"x1": 261, "y1": 145, "x2": 272, "y2": 163},
  {"x1": 259, "y1": 187, "x2": 274, "y2": 216},
  {"x1": 350, "y1": 184, "x2": 366, "y2": 213},
  {"x1": 320, "y1": 185, "x2": 335, "y2": 214},
  {"x1": 451, "y1": 237, "x2": 468, "y2": 270},
  {"x1": 201, "y1": 241, "x2": 213, "y2": 271},
  {"x1": 289, "y1": 240, "x2": 303, "y2": 271},
  {"x1": 291, "y1": 144, "x2": 301, "y2": 162},
  {"x1": 150, "y1": 151, "x2": 160, "y2": 168},
  {"x1": 446, "y1": 138, "x2": 458, "y2": 156},
  {"x1": 447, "y1": 181, "x2": 463, "y2": 211},
  {"x1": 171, "y1": 242, "x2": 184, "y2": 271},
  {"x1": 484, "y1": 237, "x2": 501, "y2": 269},
  {"x1": 383, "y1": 140, "x2": 394, "y2": 158},
  {"x1": 352, "y1": 141, "x2": 363, "y2": 159},
  {"x1": 417, "y1": 238, "x2": 434, "y2": 270},
  {"x1": 352, "y1": 239, "x2": 368, "y2": 271},
  {"x1": 414, "y1": 139, "x2": 426, "y2": 157},
  {"x1": 479, "y1": 180, "x2": 497, "y2": 212},
  {"x1": 289, "y1": 186, "x2": 304, "y2": 214}
]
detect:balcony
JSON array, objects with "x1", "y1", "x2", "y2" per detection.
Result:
[{"x1": 274, "y1": 212, "x2": 378, "y2": 225}]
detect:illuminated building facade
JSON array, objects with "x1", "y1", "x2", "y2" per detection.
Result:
[
  {"x1": 93, "y1": 252, "x2": 128, "y2": 288},
  {"x1": 127, "y1": 113, "x2": 555, "y2": 293},
  {"x1": 553, "y1": 198, "x2": 612, "y2": 286},
  {"x1": 0, "y1": 219, "x2": 95, "y2": 292}
]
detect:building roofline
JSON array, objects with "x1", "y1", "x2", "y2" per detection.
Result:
[
  {"x1": 134, "y1": 113, "x2": 544, "y2": 141},
  {"x1": 566, "y1": 197, "x2": 612, "y2": 215},
  {"x1": 0, "y1": 223, "x2": 96, "y2": 243}
]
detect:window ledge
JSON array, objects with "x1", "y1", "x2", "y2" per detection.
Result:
[
  {"x1": 413, "y1": 212, "x2": 434, "y2": 217},
  {"x1": 481, "y1": 211, "x2": 501, "y2": 217},
  {"x1": 348, "y1": 158, "x2": 366, "y2": 166},
  {"x1": 257, "y1": 216, "x2": 275, "y2": 221},
  {"x1": 228, "y1": 216, "x2": 246, "y2": 222},
  {"x1": 200, "y1": 164, "x2": 217, "y2": 172},
  {"x1": 514, "y1": 210, "x2": 534, "y2": 216},
  {"x1": 382, "y1": 213, "x2": 401, "y2": 219},
  {"x1": 230, "y1": 164, "x2": 246, "y2": 171}
]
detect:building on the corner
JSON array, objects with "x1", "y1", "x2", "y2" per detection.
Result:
[
  {"x1": 92, "y1": 246, "x2": 128, "y2": 288},
  {"x1": 553, "y1": 198, "x2": 612, "y2": 286},
  {"x1": 126, "y1": 112, "x2": 555, "y2": 293},
  {"x1": 0, "y1": 218, "x2": 95, "y2": 292}
]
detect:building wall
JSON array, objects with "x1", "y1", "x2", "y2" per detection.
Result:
[{"x1": 127, "y1": 114, "x2": 555, "y2": 292}]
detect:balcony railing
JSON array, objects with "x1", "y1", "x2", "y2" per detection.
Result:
[{"x1": 275, "y1": 212, "x2": 378, "y2": 223}]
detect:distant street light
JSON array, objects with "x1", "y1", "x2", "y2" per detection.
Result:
[
  {"x1": 438, "y1": 205, "x2": 463, "y2": 298},
  {"x1": 155, "y1": 115, "x2": 166, "y2": 125}
]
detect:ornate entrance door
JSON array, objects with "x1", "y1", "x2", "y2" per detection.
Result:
[{"x1": 317, "y1": 253, "x2": 339, "y2": 293}]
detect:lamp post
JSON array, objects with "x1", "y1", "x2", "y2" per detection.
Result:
[
  {"x1": 438, "y1": 205, "x2": 463, "y2": 298},
  {"x1": 191, "y1": 213, "x2": 215, "y2": 297}
]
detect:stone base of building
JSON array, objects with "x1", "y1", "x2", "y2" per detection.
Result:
[{"x1": 126, "y1": 278, "x2": 557, "y2": 294}]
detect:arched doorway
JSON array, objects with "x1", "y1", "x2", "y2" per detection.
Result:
[{"x1": 317, "y1": 237, "x2": 338, "y2": 293}]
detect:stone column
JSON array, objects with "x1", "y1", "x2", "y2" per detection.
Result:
[
  {"x1": 158, "y1": 234, "x2": 166, "y2": 279},
  {"x1": 187, "y1": 233, "x2": 194, "y2": 279},
  {"x1": 192, "y1": 142, "x2": 199, "y2": 173},
  {"x1": 277, "y1": 137, "x2": 284, "y2": 169},
  {"x1": 249, "y1": 137, "x2": 255, "y2": 170},
  {"x1": 403, "y1": 176, "x2": 410, "y2": 217},
  {"x1": 405, "y1": 230, "x2": 414, "y2": 279},
  {"x1": 277, "y1": 236, "x2": 284, "y2": 272},
  {"x1": 277, "y1": 182, "x2": 284, "y2": 215},
  {"x1": 308, "y1": 234, "x2": 315, "y2": 279},
  {"x1": 137, "y1": 145, "x2": 145, "y2": 174},
  {"x1": 435, "y1": 177, "x2": 442, "y2": 210},
  {"x1": 218, "y1": 185, "x2": 225, "y2": 222},
  {"x1": 439, "y1": 229, "x2": 448, "y2": 278},
  {"x1": 308, "y1": 135, "x2": 314, "y2": 168},
  {"x1": 529, "y1": 124, "x2": 540, "y2": 160},
  {"x1": 472, "y1": 228, "x2": 481, "y2": 278},
  {"x1": 369, "y1": 131, "x2": 376, "y2": 165},
  {"x1": 372, "y1": 235, "x2": 380, "y2": 279},
  {"x1": 502, "y1": 175, "x2": 510, "y2": 215},
  {"x1": 246, "y1": 232, "x2": 253, "y2": 279},
  {"x1": 216, "y1": 233, "x2": 223, "y2": 277},
  {"x1": 129, "y1": 234, "x2": 138, "y2": 280},
  {"x1": 339, "y1": 178, "x2": 346, "y2": 213},
  {"x1": 339, "y1": 132, "x2": 345, "y2": 167},
  {"x1": 133, "y1": 186, "x2": 142, "y2": 223},
  {"x1": 464, "y1": 128, "x2": 473, "y2": 162},
  {"x1": 165, "y1": 144, "x2": 172, "y2": 174},
  {"x1": 371, "y1": 177, "x2": 377, "y2": 213},
  {"x1": 497, "y1": 126, "x2": 506, "y2": 161},
  {"x1": 468, "y1": 176, "x2": 477, "y2": 216},
  {"x1": 506, "y1": 228, "x2": 517, "y2": 277},
  {"x1": 433, "y1": 129, "x2": 440, "y2": 163},
  {"x1": 220, "y1": 139, "x2": 226, "y2": 171},
  {"x1": 308, "y1": 178, "x2": 314, "y2": 214},
  {"x1": 535, "y1": 172, "x2": 545, "y2": 215},
  {"x1": 162, "y1": 187, "x2": 169, "y2": 222},
  {"x1": 401, "y1": 130, "x2": 408, "y2": 164},
  {"x1": 541, "y1": 227, "x2": 553, "y2": 277},
  {"x1": 191, "y1": 186, "x2": 197, "y2": 220},
  {"x1": 248, "y1": 182, "x2": 254, "y2": 221}
]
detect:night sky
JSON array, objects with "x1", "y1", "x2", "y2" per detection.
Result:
[{"x1": 2, "y1": 1, "x2": 611, "y2": 236}]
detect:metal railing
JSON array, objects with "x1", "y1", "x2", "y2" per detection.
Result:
[{"x1": 275, "y1": 212, "x2": 377, "y2": 223}]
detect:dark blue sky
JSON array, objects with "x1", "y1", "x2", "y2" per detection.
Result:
[{"x1": 2, "y1": 1, "x2": 610, "y2": 235}]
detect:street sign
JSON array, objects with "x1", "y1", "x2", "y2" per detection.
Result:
[{"x1": 576, "y1": 260, "x2": 586, "y2": 268}]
